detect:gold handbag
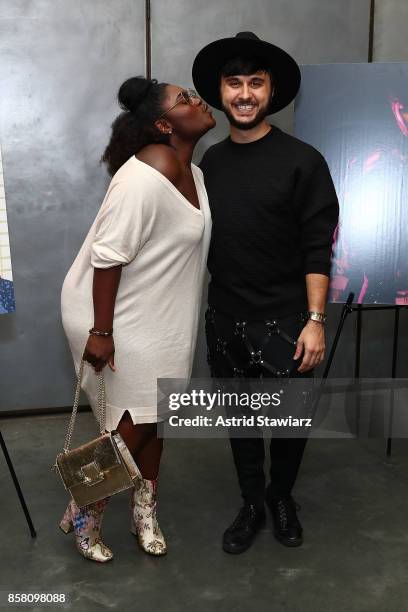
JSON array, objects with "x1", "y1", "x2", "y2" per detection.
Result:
[{"x1": 52, "y1": 359, "x2": 141, "y2": 508}]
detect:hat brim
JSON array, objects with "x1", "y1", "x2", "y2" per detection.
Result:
[{"x1": 192, "y1": 37, "x2": 301, "y2": 114}]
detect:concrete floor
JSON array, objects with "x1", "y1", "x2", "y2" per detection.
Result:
[{"x1": 0, "y1": 412, "x2": 408, "y2": 612}]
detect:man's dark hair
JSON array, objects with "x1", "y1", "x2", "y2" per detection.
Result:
[{"x1": 220, "y1": 56, "x2": 274, "y2": 81}]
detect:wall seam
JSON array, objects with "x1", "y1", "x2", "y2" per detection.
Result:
[
  {"x1": 368, "y1": 0, "x2": 375, "y2": 62},
  {"x1": 145, "y1": 0, "x2": 152, "y2": 78}
]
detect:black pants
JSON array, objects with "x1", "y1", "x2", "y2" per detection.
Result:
[{"x1": 205, "y1": 306, "x2": 311, "y2": 507}]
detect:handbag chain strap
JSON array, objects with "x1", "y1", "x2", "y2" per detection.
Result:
[{"x1": 62, "y1": 358, "x2": 106, "y2": 454}]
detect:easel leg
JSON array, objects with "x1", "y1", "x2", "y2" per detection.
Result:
[
  {"x1": 0, "y1": 430, "x2": 37, "y2": 537},
  {"x1": 311, "y1": 294, "x2": 354, "y2": 419},
  {"x1": 354, "y1": 304, "x2": 363, "y2": 438},
  {"x1": 322, "y1": 292, "x2": 354, "y2": 380},
  {"x1": 386, "y1": 307, "x2": 400, "y2": 457}
]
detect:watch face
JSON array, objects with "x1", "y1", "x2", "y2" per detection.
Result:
[{"x1": 309, "y1": 312, "x2": 326, "y2": 322}]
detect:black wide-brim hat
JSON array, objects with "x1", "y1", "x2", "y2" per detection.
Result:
[{"x1": 192, "y1": 32, "x2": 301, "y2": 114}]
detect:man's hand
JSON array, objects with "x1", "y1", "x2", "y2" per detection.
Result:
[{"x1": 293, "y1": 320, "x2": 325, "y2": 373}]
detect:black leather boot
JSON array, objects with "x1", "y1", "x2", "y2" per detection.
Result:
[
  {"x1": 265, "y1": 487, "x2": 303, "y2": 547},
  {"x1": 222, "y1": 503, "x2": 266, "y2": 554}
]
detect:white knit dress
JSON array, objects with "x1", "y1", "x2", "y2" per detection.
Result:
[{"x1": 61, "y1": 156, "x2": 211, "y2": 430}]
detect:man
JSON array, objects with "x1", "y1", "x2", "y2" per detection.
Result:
[{"x1": 193, "y1": 32, "x2": 339, "y2": 553}]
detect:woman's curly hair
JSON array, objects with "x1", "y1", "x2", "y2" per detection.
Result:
[{"x1": 101, "y1": 76, "x2": 170, "y2": 176}]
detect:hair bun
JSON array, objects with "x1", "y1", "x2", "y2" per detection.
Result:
[{"x1": 118, "y1": 77, "x2": 157, "y2": 113}]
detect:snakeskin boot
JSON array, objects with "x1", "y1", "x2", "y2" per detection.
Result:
[
  {"x1": 59, "y1": 497, "x2": 113, "y2": 562},
  {"x1": 130, "y1": 478, "x2": 167, "y2": 556}
]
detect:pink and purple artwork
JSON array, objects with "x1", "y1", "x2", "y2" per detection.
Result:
[{"x1": 295, "y1": 63, "x2": 408, "y2": 305}]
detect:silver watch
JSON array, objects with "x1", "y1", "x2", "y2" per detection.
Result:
[{"x1": 307, "y1": 311, "x2": 326, "y2": 324}]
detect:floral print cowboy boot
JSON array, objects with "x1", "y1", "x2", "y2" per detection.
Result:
[
  {"x1": 130, "y1": 478, "x2": 167, "y2": 556},
  {"x1": 59, "y1": 497, "x2": 113, "y2": 562}
]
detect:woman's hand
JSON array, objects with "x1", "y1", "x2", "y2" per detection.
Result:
[{"x1": 83, "y1": 334, "x2": 116, "y2": 373}]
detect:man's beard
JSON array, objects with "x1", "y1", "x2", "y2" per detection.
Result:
[{"x1": 222, "y1": 102, "x2": 270, "y2": 130}]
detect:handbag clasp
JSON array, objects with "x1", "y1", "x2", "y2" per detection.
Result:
[{"x1": 80, "y1": 460, "x2": 104, "y2": 486}]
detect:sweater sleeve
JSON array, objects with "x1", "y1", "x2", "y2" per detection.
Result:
[
  {"x1": 293, "y1": 152, "x2": 339, "y2": 277},
  {"x1": 198, "y1": 151, "x2": 208, "y2": 174},
  {"x1": 91, "y1": 178, "x2": 153, "y2": 268}
]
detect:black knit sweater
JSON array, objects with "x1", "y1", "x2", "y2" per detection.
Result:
[{"x1": 199, "y1": 126, "x2": 339, "y2": 318}]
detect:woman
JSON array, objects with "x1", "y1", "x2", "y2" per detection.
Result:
[{"x1": 59, "y1": 76, "x2": 215, "y2": 562}]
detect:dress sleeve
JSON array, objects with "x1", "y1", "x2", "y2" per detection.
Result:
[
  {"x1": 91, "y1": 178, "x2": 153, "y2": 268},
  {"x1": 293, "y1": 152, "x2": 340, "y2": 277}
]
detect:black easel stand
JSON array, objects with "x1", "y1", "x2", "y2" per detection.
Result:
[
  {"x1": 322, "y1": 292, "x2": 406, "y2": 457},
  {"x1": 0, "y1": 429, "x2": 36, "y2": 537}
]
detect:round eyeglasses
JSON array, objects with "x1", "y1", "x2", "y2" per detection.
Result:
[{"x1": 156, "y1": 89, "x2": 202, "y2": 120}]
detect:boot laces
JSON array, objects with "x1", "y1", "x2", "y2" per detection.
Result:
[
  {"x1": 230, "y1": 504, "x2": 257, "y2": 530},
  {"x1": 276, "y1": 497, "x2": 300, "y2": 528}
]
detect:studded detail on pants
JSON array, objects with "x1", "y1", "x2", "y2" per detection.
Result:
[
  {"x1": 205, "y1": 306, "x2": 309, "y2": 378},
  {"x1": 205, "y1": 306, "x2": 311, "y2": 505}
]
